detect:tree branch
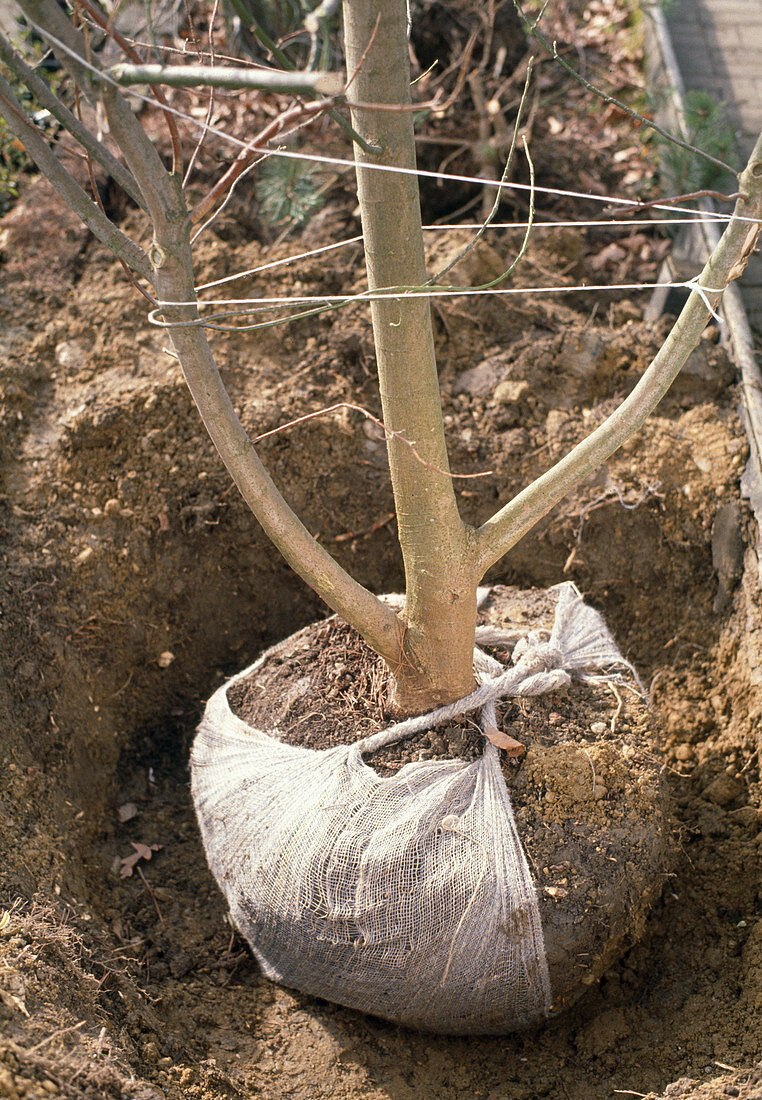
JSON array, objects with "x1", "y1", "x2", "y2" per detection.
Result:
[
  {"x1": 100, "y1": 83, "x2": 404, "y2": 667},
  {"x1": 110, "y1": 63, "x2": 344, "y2": 96},
  {"x1": 72, "y1": 0, "x2": 182, "y2": 174},
  {"x1": 0, "y1": 31, "x2": 146, "y2": 211},
  {"x1": 15, "y1": 0, "x2": 101, "y2": 104},
  {"x1": 475, "y1": 132, "x2": 762, "y2": 576},
  {"x1": 0, "y1": 75, "x2": 153, "y2": 282}
]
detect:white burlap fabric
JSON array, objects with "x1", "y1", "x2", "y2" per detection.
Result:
[{"x1": 191, "y1": 583, "x2": 633, "y2": 1034}]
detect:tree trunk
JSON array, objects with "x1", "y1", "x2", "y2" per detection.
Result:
[{"x1": 343, "y1": 0, "x2": 479, "y2": 713}]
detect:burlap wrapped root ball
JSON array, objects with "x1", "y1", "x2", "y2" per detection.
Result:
[{"x1": 191, "y1": 584, "x2": 671, "y2": 1035}]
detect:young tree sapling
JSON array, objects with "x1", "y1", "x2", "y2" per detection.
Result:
[
  {"x1": 2, "y1": 0, "x2": 762, "y2": 1032},
  {"x1": 1, "y1": 0, "x2": 760, "y2": 718}
]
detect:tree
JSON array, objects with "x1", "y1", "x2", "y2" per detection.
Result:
[{"x1": 1, "y1": 0, "x2": 761, "y2": 721}]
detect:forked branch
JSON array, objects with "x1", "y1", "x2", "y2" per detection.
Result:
[{"x1": 0, "y1": 3, "x2": 403, "y2": 667}]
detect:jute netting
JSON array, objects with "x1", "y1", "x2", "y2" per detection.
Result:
[{"x1": 191, "y1": 583, "x2": 636, "y2": 1034}]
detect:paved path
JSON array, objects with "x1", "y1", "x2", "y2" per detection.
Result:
[{"x1": 665, "y1": 0, "x2": 762, "y2": 335}]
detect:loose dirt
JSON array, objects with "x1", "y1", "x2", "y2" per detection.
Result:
[{"x1": 1, "y1": 1, "x2": 762, "y2": 1096}]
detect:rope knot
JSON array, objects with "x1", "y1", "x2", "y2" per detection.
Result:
[{"x1": 512, "y1": 633, "x2": 564, "y2": 674}]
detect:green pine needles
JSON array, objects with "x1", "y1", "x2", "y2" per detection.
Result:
[
  {"x1": 256, "y1": 156, "x2": 325, "y2": 227},
  {"x1": 660, "y1": 89, "x2": 739, "y2": 191}
]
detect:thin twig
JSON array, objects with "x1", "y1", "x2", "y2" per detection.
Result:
[
  {"x1": 182, "y1": 0, "x2": 219, "y2": 189},
  {"x1": 73, "y1": 0, "x2": 183, "y2": 174},
  {"x1": 468, "y1": 69, "x2": 498, "y2": 220},
  {"x1": 28, "y1": 1021, "x2": 86, "y2": 1053},
  {"x1": 190, "y1": 97, "x2": 332, "y2": 225},
  {"x1": 606, "y1": 188, "x2": 743, "y2": 216},
  {"x1": 440, "y1": 865, "x2": 488, "y2": 985},
  {"x1": 136, "y1": 866, "x2": 165, "y2": 927},
  {"x1": 608, "y1": 681, "x2": 624, "y2": 735},
  {"x1": 253, "y1": 402, "x2": 494, "y2": 480},
  {"x1": 99, "y1": 32, "x2": 272, "y2": 66},
  {"x1": 148, "y1": 271, "x2": 720, "y2": 332},
  {"x1": 333, "y1": 513, "x2": 396, "y2": 543},
  {"x1": 191, "y1": 150, "x2": 267, "y2": 242},
  {"x1": 344, "y1": 12, "x2": 380, "y2": 94}
]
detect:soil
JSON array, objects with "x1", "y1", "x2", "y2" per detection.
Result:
[
  {"x1": 1, "y1": 0, "x2": 762, "y2": 1096},
  {"x1": 227, "y1": 585, "x2": 670, "y2": 1018}
]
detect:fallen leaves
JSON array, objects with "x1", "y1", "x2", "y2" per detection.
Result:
[
  {"x1": 119, "y1": 842, "x2": 161, "y2": 878},
  {"x1": 484, "y1": 725, "x2": 526, "y2": 757}
]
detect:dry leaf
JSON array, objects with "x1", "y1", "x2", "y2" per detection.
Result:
[
  {"x1": 119, "y1": 842, "x2": 161, "y2": 878},
  {"x1": 484, "y1": 726, "x2": 525, "y2": 757},
  {"x1": 591, "y1": 242, "x2": 627, "y2": 270}
]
